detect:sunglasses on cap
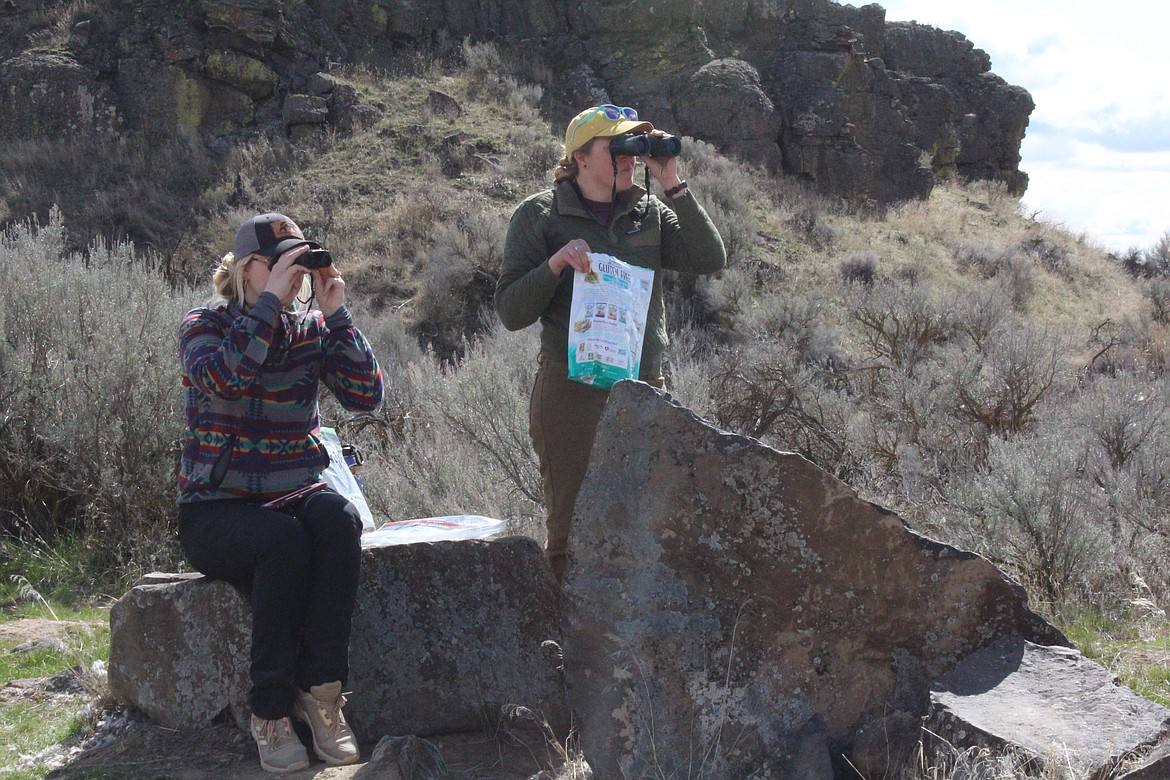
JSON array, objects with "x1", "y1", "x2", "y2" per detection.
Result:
[{"x1": 568, "y1": 104, "x2": 640, "y2": 146}]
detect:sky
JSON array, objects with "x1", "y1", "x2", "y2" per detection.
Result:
[{"x1": 875, "y1": 0, "x2": 1170, "y2": 253}]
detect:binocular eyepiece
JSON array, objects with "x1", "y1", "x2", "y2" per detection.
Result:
[{"x1": 609, "y1": 132, "x2": 682, "y2": 158}]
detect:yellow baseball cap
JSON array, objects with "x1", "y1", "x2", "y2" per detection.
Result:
[{"x1": 563, "y1": 104, "x2": 653, "y2": 161}]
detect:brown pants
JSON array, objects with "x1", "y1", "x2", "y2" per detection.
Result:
[
  {"x1": 529, "y1": 353, "x2": 609, "y2": 581},
  {"x1": 528, "y1": 352, "x2": 663, "y2": 581}
]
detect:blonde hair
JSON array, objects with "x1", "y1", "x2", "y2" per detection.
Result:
[
  {"x1": 207, "y1": 251, "x2": 252, "y2": 308},
  {"x1": 206, "y1": 252, "x2": 311, "y2": 311}
]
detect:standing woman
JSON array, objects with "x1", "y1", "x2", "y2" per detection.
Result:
[
  {"x1": 177, "y1": 213, "x2": 383, "y2": 772},
  {"x1": 495, "y1": 105, "x2": 726, "y2": 581}
]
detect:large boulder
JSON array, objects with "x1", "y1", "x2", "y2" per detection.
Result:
[
  {"x1": 0, "y1": 51, "x2": 121, "y2": 140},
  {"x1": 927, "y1": 635, "x2": 1170, "y2": 779},
  {"x1": 108, "y1": 536, "x2": 564, "y2": 745},
  {"x1": 676, "y1": 59, "x2": 783, "y2": 170},
  {"x1": 561, "y1": 380, "x2": 1066, "y2": 778},
  {"x1": 108, "y1": 573, "x2": 252, "y2": 731},
  {"x1": 880, "y1": 23, "x2": 1033, "y2": 193}
]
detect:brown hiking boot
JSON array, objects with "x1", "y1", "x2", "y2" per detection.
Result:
[
  {"x1": 250, "y1": 714, "x2": 310, "y2": 773},
  {"x1": 294, "y1": 682, "x2": 360, "y2": 766}
]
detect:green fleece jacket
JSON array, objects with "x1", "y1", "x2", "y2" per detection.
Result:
[{"x1": 495, "y1": 180, "x2": 726, "y2": 380}]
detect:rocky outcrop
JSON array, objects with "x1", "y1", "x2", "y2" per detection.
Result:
[
  {"x1": 108, "y1": 537, "x2": 564, "y2": 744},
  {"x1": 927, "y1": 636, "x2": 1170, "y2": 779},
  {"x1": 560, "y1": 380, "x2": 1068, "y2": 778},
  {"x1": 0, "y1": 0, "x2": 1031, "y2": 214},
  {"x1": 0, "y1": 51, "x2": 121, "y2": 139}
]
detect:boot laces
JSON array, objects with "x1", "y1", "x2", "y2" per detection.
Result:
[
  {"x1": 314, "y1": 691, "x2": 348, "y2": 736},
  {"x1": 259, "y1": 716, "x2": 298, "y2": 748}
]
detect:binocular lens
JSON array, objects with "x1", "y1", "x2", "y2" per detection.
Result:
[
  {"x1": 609, "y1": 133, "x2": 682, "y2": 158},
  {"x1": 299, "y1": 249, "x2": 333, "y2": 269}
]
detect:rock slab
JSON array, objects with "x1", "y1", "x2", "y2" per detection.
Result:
[
  {"x1": 562, "y1": 380, "x2": 1065, "y2": 779},
  {"x1": 927, "y1": 635, "x2": 1170, "y2": 779}
]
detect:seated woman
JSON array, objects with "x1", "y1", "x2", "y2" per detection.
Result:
[{"x1": 176, "y1": 213, "x2": 383, "y2": 772}]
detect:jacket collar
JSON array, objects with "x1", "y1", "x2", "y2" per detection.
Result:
[{"x1": 555, "y1": 179, "x2": 646, "y2": 222}]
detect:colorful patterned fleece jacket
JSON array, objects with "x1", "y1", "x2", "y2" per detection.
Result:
[{"x1": 178, "y1": 291, "x2": 383, "y2": 503}]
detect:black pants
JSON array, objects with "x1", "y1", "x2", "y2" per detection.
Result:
[{"x1": 178, "y1": 489, "x2": 363, "y2": 720}]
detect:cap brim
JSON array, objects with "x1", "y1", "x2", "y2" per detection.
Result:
[{"x1": 605, "y1": 119, "x2": 653, "y2": 137}]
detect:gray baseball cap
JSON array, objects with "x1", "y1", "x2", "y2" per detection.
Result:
[{"x1": 232, "y1": 213, "x2": 321, "y2": 259}]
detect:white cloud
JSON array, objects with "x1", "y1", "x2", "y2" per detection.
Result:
[{"x1": 875, "y1": 0, "x2": 1170, "y2": 250}]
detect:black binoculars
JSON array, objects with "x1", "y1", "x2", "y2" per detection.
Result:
[
  {"x1": 609, "y1": 133, "x2": 682, "y2": 158},
  {"x1": 268, "y1": 246, "x2": 333, "y2": 270}
]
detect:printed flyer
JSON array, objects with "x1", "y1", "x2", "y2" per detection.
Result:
[{"x1": 567, "y1": 253, "x2": 654, "y2": 389}]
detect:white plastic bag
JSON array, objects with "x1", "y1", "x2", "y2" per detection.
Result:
[
  {"x1": 318, "y1": 426, "x2": 376, "y2": 531},
  {"x1": 567, "y1": 253, "x2": 654, "y2": 389},
  {"x1": 360, "y1": 515, "x2": 506, "y2": 548}
]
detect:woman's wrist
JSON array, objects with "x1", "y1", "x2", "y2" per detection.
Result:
[{"x1": 663, "y1": 180, "x2": 688, "y2": 198}]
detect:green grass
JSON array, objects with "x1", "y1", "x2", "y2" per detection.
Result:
[
  {"x1": 0, "y1": 600, "x2": 111, "y2": 779},
  {"x1": 0, "y1": 535, "x2": 121, "y2": 609},
  {"x1": 1060, "y1": 606, "x2": 1170, "y2": 707}
]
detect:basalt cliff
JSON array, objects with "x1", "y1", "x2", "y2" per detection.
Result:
[{"x1": 1, "y1": 0, "x2": 1029, "y2": 224}]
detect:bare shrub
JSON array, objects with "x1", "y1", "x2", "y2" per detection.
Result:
[
  {"x1": 743, "y1": 290, "x2": 843, "y2": 370},
  {"x1": 709, "y1": 342, "x2": 858, "y2": 480},
  {"x1": 789, "y1": 204, "x2": 837, "y2": 248},
  {"x1": 666, "y1": 263, "x2": 754, "y2": 343},
  {"x1": 951, "y1": 323, "x2": 1064, "y2": 436},
  {"x1": 949, "y1": 281, "x2": 1012, "y2": 353},
  {"x1": 678, "y1": 138, "x2": 760, "y2": 266},
  {"x1": 1141, "y1": 277, "x2": 1170, "y2": 324},
  {"x1": 1054, "y1": 372, "x2": 1170, "y2": 602},
  {"x1": 1083, "y1": 316, "x2": 1167, "y2": 377},
  {"x1": 503, "y1": 126, "x2": 563, "y2": 185},
  {"x1": 1019, "y1": 235, "x2": 1068, "y2": 276},
  {"x1": 952, "y1": 241, "x2": 1036, "y2": 308},
  {"x1": 839, "y1": 251, "x2": 877, "y2": 285},
  {"x1": 852, "y1": 354, "x2": 973, "y2": 496},
  {"x1": 0, "y1": 134, "x2": 221, "y2": 264},
  {"x1": 1137, "y1": 231, "x2": 1170, "y2": 276},
  {"x1": 846, "y1": 280, "x2": 952, "y2": 376},
  {"x1": 1077, "y1": 371, "x2": 1167, "y2": 471},
  {"x1": 410, "y1": 203, "x2": 507, "y2": 360},
  {"x1": 461, "y1": 39, "x2": 542, "y2": 118},
  {"x1": 661, "y1": 323, "x2": 718, "y2": 416},
  {"x1": 342, "y1": 325, "x2": 544, "y2": 539}
]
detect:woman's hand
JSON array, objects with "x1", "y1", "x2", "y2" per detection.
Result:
[
  {"x1": 549, "y1": 238, "x2": 593, "y2": 277},
  {"x1": 264, "y1": 246, "x2": 311, "y2": 306},
  {"x1": 642, "y1": 129, "x2": 682, "y2": 191},
  {"x1": 313, "y1": 263, "x2": 345, "y2": 317}
]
